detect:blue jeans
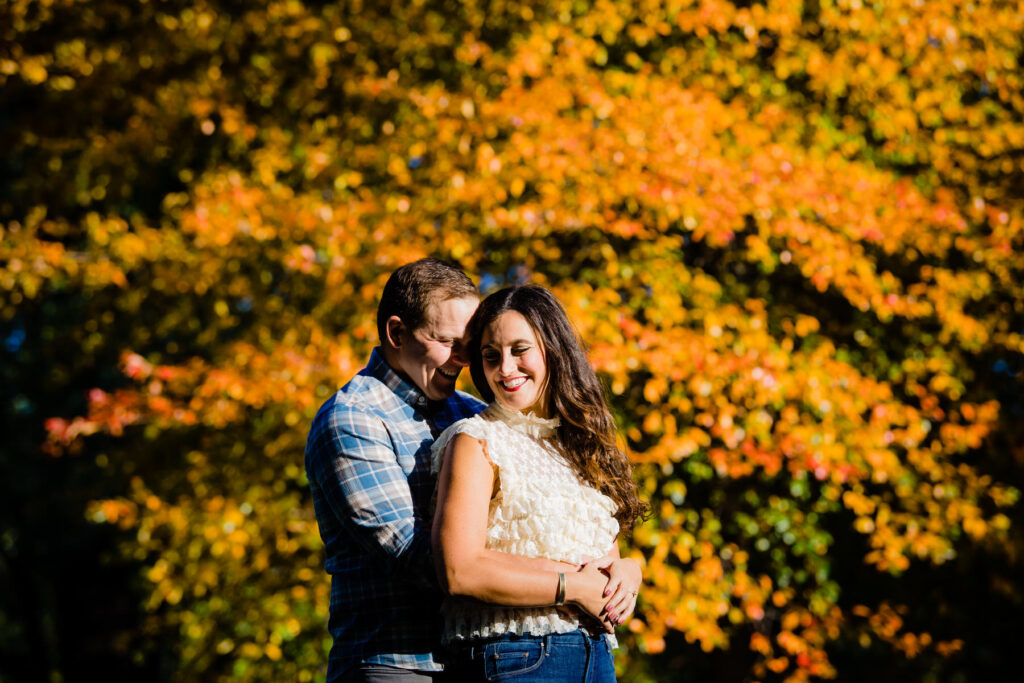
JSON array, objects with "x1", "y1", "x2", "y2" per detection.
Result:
[
  {"x1": 443, "y1": 630, "x2": 616, "y2": 682},
  {"x1": 338, "y1": 664, "x2": 442, "y2": 682}
]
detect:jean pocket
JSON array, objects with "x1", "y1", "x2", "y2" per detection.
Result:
[{"x1": 483, "y1": 638, "x2": 546, "y2": 680}]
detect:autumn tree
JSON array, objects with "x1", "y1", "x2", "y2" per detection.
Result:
[{"x1": 2, "y1": 0, "x2": 1022, "y2": 681}]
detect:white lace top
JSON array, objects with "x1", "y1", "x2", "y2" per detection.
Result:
[{"x1": 430, "y1": 402, "x2": 620, "y2": 644}]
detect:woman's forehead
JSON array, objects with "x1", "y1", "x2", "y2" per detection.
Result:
[{"x1": 482, "y1": 310, "x2": 540, "y2": 345}]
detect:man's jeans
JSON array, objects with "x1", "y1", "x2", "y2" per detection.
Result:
[
  {"x1": 444, "y1": 629, "x2": 616, "y2": 682},
  {"x1": 339, "y1": 664, "x2": 440, "y2": 682}
]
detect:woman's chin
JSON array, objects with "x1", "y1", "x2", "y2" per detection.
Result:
[{"x1": 495, "y1": 396, "x2": 541, "y2": 415}]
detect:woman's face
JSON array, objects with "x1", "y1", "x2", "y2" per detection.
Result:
[{"x1": 480, "y1": 310, "x2": 549, "y2": 416}]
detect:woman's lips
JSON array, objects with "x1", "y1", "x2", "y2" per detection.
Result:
[{"x1": 499, "y1": 377, "x2": 527, "y2": 391}]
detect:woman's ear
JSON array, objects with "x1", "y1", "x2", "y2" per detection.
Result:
[{"x1": 384, "y1": 315, "x2": 406, "y2": 350}]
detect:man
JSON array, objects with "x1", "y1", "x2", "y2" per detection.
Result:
[{"x1": 306, "y1": 258, "x2": 484, "y2": 682}]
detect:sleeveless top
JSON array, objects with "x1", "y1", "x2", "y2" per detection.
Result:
[{"x1": 430, "y1": 402, "x2": 620, "y2": 644}]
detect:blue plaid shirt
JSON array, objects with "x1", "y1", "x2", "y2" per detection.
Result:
[{"x1": 305, "y1": 348, "x2": 484, "y2": 678}]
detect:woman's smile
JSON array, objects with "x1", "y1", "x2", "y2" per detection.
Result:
[{"x1": 499, "y1": 376, "x2": 528, "y2": 391}]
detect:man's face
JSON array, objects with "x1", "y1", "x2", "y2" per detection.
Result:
[{"x1": 392, "y1": 296, "x2": 478, "y2": 401}]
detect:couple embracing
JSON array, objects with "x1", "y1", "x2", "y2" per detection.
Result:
[{"x1": 305, "y1": 258, "x2": 647, "y2": 683}]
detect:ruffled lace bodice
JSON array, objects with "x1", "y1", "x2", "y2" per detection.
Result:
[{"x1": 431, "y1": 403, "x2": 619, "y2": 643}]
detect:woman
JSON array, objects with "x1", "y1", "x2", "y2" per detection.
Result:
[{"x1": 431, "y1": 284, "x2": 648, "y2": 682}]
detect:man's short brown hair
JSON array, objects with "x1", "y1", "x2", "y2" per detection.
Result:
[{"x1": 376, "y1": 258, "x2": 477, "y2": 344}]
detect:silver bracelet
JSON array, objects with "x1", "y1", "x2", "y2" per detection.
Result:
[{"x1": 555, "y1": 572, "x2": 566, "y2": 606}]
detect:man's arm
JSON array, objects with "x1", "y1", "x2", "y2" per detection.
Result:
[{"x1": 307, "y1": 403, "x2": 432, "y2": 576}]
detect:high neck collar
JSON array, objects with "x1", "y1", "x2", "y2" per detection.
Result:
[{"x1": 487, "y1": 401, "x2": 561, "y2": 439}]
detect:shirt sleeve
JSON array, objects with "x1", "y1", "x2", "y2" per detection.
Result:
[{"x1": 306, "y1": 402, "x2": 434, "y2": 579}]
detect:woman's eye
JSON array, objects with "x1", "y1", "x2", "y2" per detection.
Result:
[{"x1": 512, "y1": 346, "x2": 529, "y2": 355}]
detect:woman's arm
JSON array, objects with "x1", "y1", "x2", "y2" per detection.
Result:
[{"x1": 432, "y1": 432, "x2": 610, "y2": 620}]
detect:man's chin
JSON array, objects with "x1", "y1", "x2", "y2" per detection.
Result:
[{"x1": 429, "y1": 374, "x2": 460, "y2": 399}]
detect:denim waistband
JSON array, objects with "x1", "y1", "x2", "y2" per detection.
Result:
[{"x1": 451, "y1": 628, "x2": 610, "y2": 660}]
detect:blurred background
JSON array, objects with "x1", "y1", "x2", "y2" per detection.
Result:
[{"x1": 2, "y1": 0, "x2": 1022, "y2": 680}]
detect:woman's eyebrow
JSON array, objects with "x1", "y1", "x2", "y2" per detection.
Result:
[{"x1": 483, "y1": 339, "x2": 531, "y2": 348}]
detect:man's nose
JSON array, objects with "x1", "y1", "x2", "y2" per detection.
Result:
[{"x1": 450, "y1": 344, "x2": 470, "y2": 367}]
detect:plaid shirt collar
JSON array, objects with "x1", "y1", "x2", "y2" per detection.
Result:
[{"x1": 365, "y1": 347, "x2": 445, "y2": 415}]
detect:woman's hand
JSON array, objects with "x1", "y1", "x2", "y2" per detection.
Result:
[
  {"x1": 564, "y1": 563, "x2": 616, "y2": 634},
  {"x1": 587, "y1": 556, "x2": 642, "y2": 626}
]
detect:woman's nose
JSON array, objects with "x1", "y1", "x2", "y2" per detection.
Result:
[{"x1": 500, "y1": 352, "x2": 517, "y2": 375}]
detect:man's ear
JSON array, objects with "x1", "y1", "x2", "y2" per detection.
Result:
[{"x1": 384, "y1": 315, "x2": 406, "y2": 350}]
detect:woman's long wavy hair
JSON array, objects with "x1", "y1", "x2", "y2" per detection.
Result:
[{"x1": 468, "y1": 285, "x2": 649, "y2": 533}]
